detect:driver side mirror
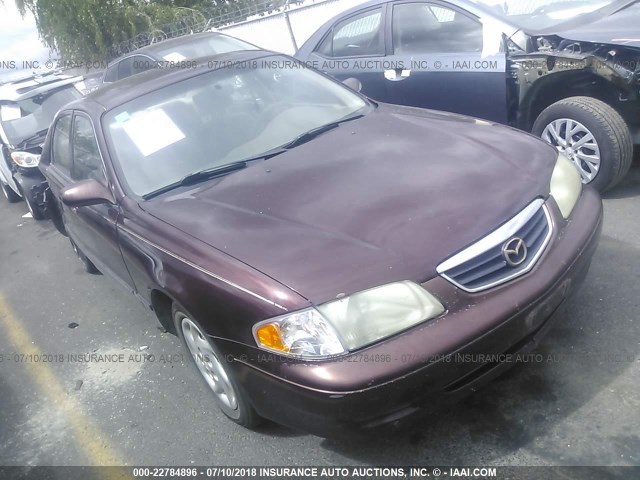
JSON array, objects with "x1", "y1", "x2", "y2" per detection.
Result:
[
  {"x1": 342, "y1": 77, "x2": 362, "y2": 93},
  {"x1": 61, "y1": 179, "x2": 114, "y2": 208}
]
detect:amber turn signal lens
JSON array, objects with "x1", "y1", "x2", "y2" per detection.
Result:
[{"x1": 255, "y1": 323, "x2": 289, "y2": 353}]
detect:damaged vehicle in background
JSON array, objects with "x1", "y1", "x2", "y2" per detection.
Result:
[
  {"x1": 0, "y1": 73, "x2": 84, "y2": 218},
  {"x1": 295, "y1": 0, "x2": 640, "y2": 192}
]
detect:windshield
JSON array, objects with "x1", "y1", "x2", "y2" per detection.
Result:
[
  {"x1": 473, "y1": 0, "x2": 624, "y2": 30},
  {"x1": 0, "y1": 86, "x2": 81, "y2": 146},
  {"x1": 104, "y1": 57, "x2": 368, "y2": 197},
  {"x1": 154, "y1": 35, "x2": 257, "y2": 62}
]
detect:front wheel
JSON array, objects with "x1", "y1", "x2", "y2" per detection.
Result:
[
  {"x1": 532, "y1": 96, "x2": 633, "y2": 193},
  {"x1": 1, "y1": 182, "x2": 21, "y2": 203},
  {"x1": 174, "y1": 304, "x2": 261, "y2": 429},
  {"x1": 69, "y1": 238, "x2": 100, "y2": 274}
]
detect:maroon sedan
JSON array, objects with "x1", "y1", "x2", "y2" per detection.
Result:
[{"x1": 34, "y1": 50, "x2": 602, "y2": 436}]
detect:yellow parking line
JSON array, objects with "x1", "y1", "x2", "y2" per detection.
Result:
[{"x1": 0, "y1": 294, "x2": 128, "y2": 475}]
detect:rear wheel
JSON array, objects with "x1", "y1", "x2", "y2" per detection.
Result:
[
  {"x1": 1, "y1": 182, "x2": 21, "y2": 203},
  {"x1": 532, "y1": 96, "x2": 633, "y2": 193},
  {"x1": 173, "y1": 304, "x2": 261, "y2": 428},
  {"x1": 69, "y1": 238, "x2": 100, "y2": 274}
]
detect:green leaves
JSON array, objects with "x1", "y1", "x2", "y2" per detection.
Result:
[{"x1": 12, "y1": 0, "x2": 240, "y2": 62}]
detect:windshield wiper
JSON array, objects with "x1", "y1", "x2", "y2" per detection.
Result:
[
  {"x1": 142, "y1": 147, "x2": 289, "y2": 200},
  {"x1": 282, "y1": 113, "x2": 365, "y2": 150},
  {"x1": 143, "y1": 161, "x2": 248, "y2": 200},
  {"x1": 141, "y1": 112, "x2": 365, "y2": 200}
]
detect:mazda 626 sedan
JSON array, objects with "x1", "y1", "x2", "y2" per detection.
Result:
[{"x1": 36, "y1": 49, "x2": 602, "y2": 437}]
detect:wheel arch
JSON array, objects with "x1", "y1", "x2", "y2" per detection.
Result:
[
  {"x1": 150, "y1": 289, "x2": 177, "y2": 335},
  {"x1": 519, "y1": 71, "x2": 633, "y2": 131}
]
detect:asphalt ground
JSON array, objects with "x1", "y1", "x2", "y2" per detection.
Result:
[{"x1": 0, "y1": 163, "x2": 638, "y2": 473}]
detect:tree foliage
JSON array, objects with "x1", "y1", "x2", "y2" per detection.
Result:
[{"x1": 10, "y1": 0, "x2": 254, "y2": 62}]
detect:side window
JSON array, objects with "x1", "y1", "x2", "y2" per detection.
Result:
[
  {"x1": 117, "y1": 57, "x2": 135, "y2": 81},
  {"x1": 317, "y1": 8, "x2": 383, "y2": 58},
  {"x1": 103, "y1": 64, "x2": 118, "y2": 83},
  {"x1": 71, "y1": 116, "x2": 106, "y2": 183},
  {"x1": 392, "y1": 3, "x2": 483, "y2": 54},
  {"x1": 51, "y1": 114, "x2": 72, "y2": 175},
  {"x1": 132, "y1": 55, "x2": 153, "y2": 75}
]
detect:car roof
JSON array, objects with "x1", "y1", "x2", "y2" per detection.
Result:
[
  {"x1": 67, "y1": 49, "x2": 278, "y2": 113},
  {"x1": 0, "y1": 73, "x2": 83, "y2": 102},
  {"x1": 109, "y1": 31, "x2": 245, "y2": 64},
  {"x1": 315, "y1": 0, "x2": 496, "y2": 19}
]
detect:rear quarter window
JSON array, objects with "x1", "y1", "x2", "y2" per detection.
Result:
[{"x1": 51, "y1": 114, "x2": 73, "y2": 175}]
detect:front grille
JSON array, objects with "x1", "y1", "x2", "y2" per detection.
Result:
[{"x1": 437, "y1": 199, "x2": 552, "y2": 293}]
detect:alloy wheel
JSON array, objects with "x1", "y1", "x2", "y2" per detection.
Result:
[
  {"x1": 180, "y1": 315, "x2": 239, "y2": 416},
  {"x1": 542, "y1": 118, "x2": 601, "y2": 183}
]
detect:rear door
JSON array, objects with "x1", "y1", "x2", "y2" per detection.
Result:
[
  {"x1": 384, "y1": 1, "x2": 508, "y2": 122},
  {"x1": 306, "y1": 5, "x2": 392, "y2": 101}
]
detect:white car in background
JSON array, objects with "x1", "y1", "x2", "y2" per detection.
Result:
[{"x1": 0, "y1": 73, "x2": 85, "y2": 218}]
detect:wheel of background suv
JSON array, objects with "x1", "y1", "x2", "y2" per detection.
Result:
[
  {"x1": 173, "y1": 303, "x2": 261, "y2": 428},
  {"x1": 69, "y1": 238, "x2": 100, "y2": 274},
  {"x1": 532, "y1": 96, "x2": 633, "y2": 193},
  {"x1": 1, "y1": 182, "x2": 21, "y2": 203},
  {"x1": 23, "y1": 191, "x2": 45, "y2": 220}
]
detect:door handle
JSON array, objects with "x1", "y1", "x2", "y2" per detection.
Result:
[{"x1": 384, "y1": 69, "x2": 411, "y2": 81}]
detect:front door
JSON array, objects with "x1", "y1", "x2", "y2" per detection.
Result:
[
  {"x1": 384, "y1": 1, "x2": 508, "y2": 123},
  {"x1": 307, "y1": 6, "x2": 391, "y2": 102}
]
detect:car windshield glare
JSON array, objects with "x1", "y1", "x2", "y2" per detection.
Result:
[
  {"x1": 104, "y1": 57, "x2": 368, "y2": 197},
  {"x1": 474, "y1": 0, "x2": 620, "y2": 30}
]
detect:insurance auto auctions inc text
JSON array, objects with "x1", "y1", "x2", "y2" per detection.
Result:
[{"x1": 229, "y1": 467, "x2": 497, "y2": 478}]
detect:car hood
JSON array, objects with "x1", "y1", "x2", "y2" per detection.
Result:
[
  {"x1": 553, "y1": 2, "x2": 640, "y2": 48},
  {"x1": 141, "y1": 105, "x2": 557, "y2": 305}
]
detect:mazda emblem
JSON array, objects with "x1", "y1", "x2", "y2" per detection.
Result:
[{"x1": 502, "y1": 237, "x2": 528, "y2": 267}]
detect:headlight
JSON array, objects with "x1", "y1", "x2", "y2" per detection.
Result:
[
  {"x1": 253, "y1": 308, "x2": 345, "y2": 357},
  {"x1": 253, "y1": 281, "x2": 445, "y2": 358},
  {"x1": 550, "y1": 153, "x2": 582, "y2": 219},
  {"x1": 10, "y1": 151, "x2": 41, "y2": 168}
]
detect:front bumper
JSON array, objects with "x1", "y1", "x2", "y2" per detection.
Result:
[
  {"x1": 13, "y1": 168, "x2": 47, "y2": 210},
  {"x1": 223, "y1": 189, "x2": 603, "y2": 436}
]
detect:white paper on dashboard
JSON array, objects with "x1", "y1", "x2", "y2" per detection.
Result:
[
  {"x1": 122, "y1": 109, "x2": 185, "y2": 156},
  {"x1": 1, "y1": 105, "x2": 21, "y2": 121}
]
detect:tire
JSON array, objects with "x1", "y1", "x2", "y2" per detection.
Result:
[
  {"x1": 23, "y1": 191, "x2": 46, "y2": 220},
  {"x1": 173, "y1": 303, "x2": 262, "y2": 429},
  {"x1": 69, "y1": 238, "x2": 100, "y2": 274},
  {"x1": 532, "y1": 96, "x2": 633, "y2": 193},
  {"x1": 1, "y1": 182, "x2": 21, "y2": 203}
]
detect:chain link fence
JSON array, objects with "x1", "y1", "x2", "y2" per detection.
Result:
[
  {"x1": 108, "y1": 0, "x2": 305, "y2": 58},
  {"x1": 106, "y1": 0, "x2": 565, "y2": 58}
]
